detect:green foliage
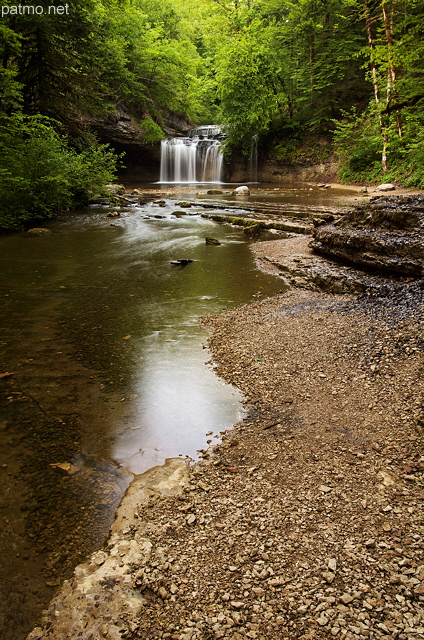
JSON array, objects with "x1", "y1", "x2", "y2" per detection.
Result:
[
  {"x1": 1, "y1": 0, "x2": 423, "y2": 191},
  {"x1": 140, "y1": 117, "x2": 164, "y2": 144},
  {"x1": 333, "y1": 107, "x2": 424, "y2": 188},
  {"x1": 0, "y1": 115, "x2": 118, "y2": 231},
  {"x1": 216, "y1": 20, "x2": 288, "y2": 154},
  {"x1": 333, "y1": 109, "x2": 383, "y2": 182},
  {"x1": 273, "y1": 141, "x2": 299, "y2": 164}
]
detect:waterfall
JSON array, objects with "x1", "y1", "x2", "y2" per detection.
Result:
[
  {"x1": 159, "y1": 126, "x2": 224, "y2": 183},
  {"x1": 249, "y1": 134, "x2": 258, "y2": 182}
]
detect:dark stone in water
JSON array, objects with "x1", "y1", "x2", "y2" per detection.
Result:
[
  {"x1": 205, "y1": 236, "x2": 221, "y2": 245},
  {"x1": 170, "y1": 259, "x2": 194, "y2": 266}
]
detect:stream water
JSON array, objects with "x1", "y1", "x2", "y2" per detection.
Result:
[
  {"x1": 0, "y1": 194, "x2": 283, "y2": 639},
  {"x1": 0, "y1": 183, "x2": 358, "y2": 638}
]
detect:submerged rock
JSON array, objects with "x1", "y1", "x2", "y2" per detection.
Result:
[{"x1": 26, "y1": 228, "x2": 52, "y2": 236}]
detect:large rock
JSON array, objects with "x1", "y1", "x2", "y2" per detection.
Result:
[
  {"x1": 232, "y1": 185, "x2": 250, "y2": 195},
  {"x1": 310, "y1": 195, "x2": 424, "y2": 276},
  {"x1": 375, "y1": 183, "x2": 396, "y2": 191}
]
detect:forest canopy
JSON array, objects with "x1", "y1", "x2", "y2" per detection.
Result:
[{"x1": 0, "y1": 0, "x2": 423, "y2": 229}]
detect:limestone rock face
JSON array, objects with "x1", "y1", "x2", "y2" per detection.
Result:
[
  {"x1": 310, "y1": 195, "x2": 424, "y2": 276},
  {"x1": 80, "y1": 108, "x2": 191, "y2": 182}
]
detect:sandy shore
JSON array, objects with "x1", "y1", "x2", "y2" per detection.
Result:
[{"x1": 28, "y1": 233, "x2": 423, "y2": 639}]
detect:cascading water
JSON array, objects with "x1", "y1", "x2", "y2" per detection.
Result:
[
  {"x1": 249, "y1": 134, "x2": 258, "y2": 182},
  {"x1": 159, "y1": 125, "x2": 224, "y2": 183}
]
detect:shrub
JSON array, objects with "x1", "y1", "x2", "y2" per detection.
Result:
[{"x1": 0, "y1": 114, "x2": 119, "y2": 231}]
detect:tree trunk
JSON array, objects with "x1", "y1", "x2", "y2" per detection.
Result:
[
  {"x1": 364, "y1": 0, "x2": 387, "y2": 172},
  {"x1": 381, "y1": 0, "x2": 403, "y2": 137}
]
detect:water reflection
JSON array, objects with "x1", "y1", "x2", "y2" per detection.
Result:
[
  {"x1": 113, "y1": 333, "x2": 240, "y2": 473},
  {"x1": 52, "y1": 203, "x2": 283, "y2": 469}
]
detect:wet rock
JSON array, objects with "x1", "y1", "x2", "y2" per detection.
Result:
[
  {"x1": 49, "y1": 462, "x2": 79, "y2": 476},
  {"x1": 176, "y1": 201, "x2": 192, "y2": 207},
  {"x1": 337, "y1": 195, "x2": 424, "y2": 231},
  {"x1": 170, "y1": 259, "x2": 194, "y2": 266},
  {"x1": 244, "y1": 223, "x2": 262, "y2": 237},
  {"x1": 207, "y1": 190, "x2": 224, "y2": 195},
  {"x1": 107, "y1": 211, "x2": 120, "y2": 218},
  {"x1": 205, "y1": 237, "x2": 221, "y2": 246}
]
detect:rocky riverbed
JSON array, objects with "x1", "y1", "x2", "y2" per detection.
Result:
[{"x1": 27, "y1": 192, "x2": 423, "y2": 640}]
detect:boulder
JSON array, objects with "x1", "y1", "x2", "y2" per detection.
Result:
[
  {"x1": 232, "y1": 185, "x2": 250, "y2": 195},
  {"x1": 375, "y1": 183, "x2": 396, "y2": 191}
]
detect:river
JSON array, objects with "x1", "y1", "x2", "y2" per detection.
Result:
[
  {"x1": 0, "y1": 191, "x2": 286, "y2": 639},
  {"x1": 0, "y1": 183, "x2": 359, "y2": 638}
]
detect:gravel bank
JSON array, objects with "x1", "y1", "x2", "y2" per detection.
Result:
[{"x1": 28, "y1": 269, "x2": 423, "y2": 639}]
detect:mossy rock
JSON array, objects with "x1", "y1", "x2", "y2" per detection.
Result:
[
  {"x1": 205, "y1": 236, "x2": 221, "y2": 245},
  {"x1": 243, "y1": 223, "x2": 262, "y2": 236},
  {"x1": 230, "y1": 217, "x2": 265, "y2": 230},
  {"x1": 176, "y1": 201, "x2": 192, "y2": 207},
  {"x1": 173, "y1": 211, "x2": 186, "y2": 218}
]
